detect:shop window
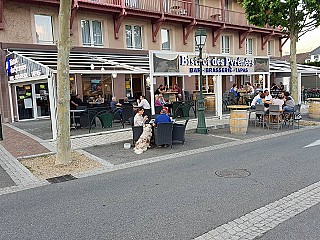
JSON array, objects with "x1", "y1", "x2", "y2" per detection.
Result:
[
  {"x1": 34, "y1": 15, "x2": 54, "y2": 44},
  {"x1": 161, "y1": 29, "x2": 171, "y2": 50},
  {"x1": 81, "y1": 20, "x2": 103, "y2": 47},
  {"x1": 245, "y1": 38, "x2": 254, "y2": 55},
  {"x1": 126, "y1": 25, "x2": 142, "y2": 49},
  {"x1": 221, "y1": 35, "x2": 230, "y2": 54}
]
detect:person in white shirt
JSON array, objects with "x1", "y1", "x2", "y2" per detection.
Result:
[
  {"x1": 264, "y1": 89, "x2": 273, "y2": 101},
  {"x1": 137, "y1": 95, "x2": 151, "y2": 110},
  {"x1": 250, "y1": 91, "x2": 263, "y2": 109},
  {"x1": 271, "y1": 95, "x2": 284, "y2": 110}
]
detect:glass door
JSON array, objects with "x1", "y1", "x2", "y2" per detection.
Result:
[
  {"x1": 16, "y1": 85, "x2": 34, "y2": 120},
  {"x1": 35, "y1": 83, "x2": 50, "y2": 117}
]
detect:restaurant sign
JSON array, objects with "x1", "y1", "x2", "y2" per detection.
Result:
[
  {"x1": 6, "y1": 53, "x2": 47, "y2": 81},
  {"x1": 152, "y1": 52, "x2": 269, "y2": 74}
]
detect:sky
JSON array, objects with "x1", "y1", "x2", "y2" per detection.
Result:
[{"x1": 282, "y1": 27, "x2": 320, "y2": 55}]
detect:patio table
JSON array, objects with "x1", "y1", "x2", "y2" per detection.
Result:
[{"x1": 70, "y1": 109, "x2": 85, "y2": 129}]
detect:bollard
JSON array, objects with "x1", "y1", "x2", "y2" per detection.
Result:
[{"x1": 0, "y1": 114, "x2": 2, "y2": 141}]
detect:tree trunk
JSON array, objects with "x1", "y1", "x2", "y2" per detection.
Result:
[
  {"x1": 55, "y1": 0, "x2": 72, "y2": 165},
  {"x1": 289, "y1": 31, "x2": 298, "y2": 103}
]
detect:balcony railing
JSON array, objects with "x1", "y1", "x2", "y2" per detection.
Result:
[
  {"x1": 79, "y1": 0, "x2": 278, "y2": 29},
  {"x1": 195, "y1": 3, "x2": 222, "y2": 21},
  {"x1": 224, "y1": 10, "x2": 248, "y2": 26},
  {"x1": 82, "y1": 0, "x2": 122, "y2": 6}
]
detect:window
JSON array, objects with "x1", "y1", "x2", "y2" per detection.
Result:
[
  {"x1": 221, "y1": 36, "x2": 230, "y2": 54},
  {"x1": 245, "y1": 38, "x2": 254, "y2": 55},
  {"x1": 161, "y1": 29, "x2": 170, "y2": 50},
  {"x1": 225, "y1": 0, "x2": 230, "y2": 9},
  {"x1": 34, "y1": 15, "x2": 54, "y2": 44},
  {"x1": 267, "y1": 40, "x2": 273, "y2": 56},
  {"x1": 81, "y1": 20, "x2": 103, "y2": 46},
  {"x1": 126, "y1": 25, "x2": 142, "y2": 49}
]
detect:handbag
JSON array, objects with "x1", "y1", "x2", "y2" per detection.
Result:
[{"x1": 293, "y1": 112, "x2": 302, "y2": 120}]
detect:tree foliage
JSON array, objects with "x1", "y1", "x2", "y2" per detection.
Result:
[
  {"x1": 239, "y1": 0, "x2": 320, "y2": 37},
  {"x1": 239, "y1": 0, "x2": 320, "y2": 102}
]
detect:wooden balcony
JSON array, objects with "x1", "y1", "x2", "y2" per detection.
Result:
[
  {"x1": 79, "y1": 0, "x2": 280, "y2": 30},
  {"x1": 11, "y1": 0, "x2": 283, "y2": 47}
]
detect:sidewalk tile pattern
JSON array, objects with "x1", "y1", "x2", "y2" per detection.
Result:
[
  {"x1": 0, "y1": 144, "x2": 48, "y2": 195},
  {"x1": 1, "y1": 125, "x2": 51, "y2": 158}
]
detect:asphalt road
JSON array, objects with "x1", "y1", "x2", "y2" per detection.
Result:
[
  {"x1": 0, "y1": 166, "x2": 15, "y2": 188},
  {"x1": 0, "y1": 127, "x2": 319, "y2": 240}
]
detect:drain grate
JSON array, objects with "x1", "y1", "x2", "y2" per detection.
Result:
[
  {"x1": 46, "y1": 174, "x2": 77, "y2": 184},
  {"x1": 215, "y1": 169, "x2": 251, "y2": 178}
]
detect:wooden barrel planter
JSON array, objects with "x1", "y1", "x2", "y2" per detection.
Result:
[
  {"x1": 229, "y1": 110, "x2": 249, "y2": 134},
  {"x1": 309, "y1": 98, "x2": 320, "y2": 119},
  {"x1": 205, "y1": 96, "x2": 215, "y2": 111}
]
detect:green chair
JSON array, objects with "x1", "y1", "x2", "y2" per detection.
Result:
[
  {"x1": 180, "y1": 104, "x2": 191, "y2": 118},
  {"x1": 97, "y1": 112, "x2": 113, "y2": 128}
]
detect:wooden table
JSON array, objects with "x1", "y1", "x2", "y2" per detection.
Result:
[
  {"x1": 308, "y1": 98, "x2": 320, "y2": 119},
  {"x1": 227, "y1": 105, "x2": 250, "y2": 134},
  {"x1": 164, "y1": 92, "x2": 178, "y2": 102}
]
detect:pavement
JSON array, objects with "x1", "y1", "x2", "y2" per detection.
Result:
[
  {"x1": 0, "y1": 107, "x2": 320, "y2": 239},
  {"x1": 0, "y1": 109, "x2": 318, "y2": 191},
  {"x1": 0, "y1": 115, "x2": 230, "y2": 191}
]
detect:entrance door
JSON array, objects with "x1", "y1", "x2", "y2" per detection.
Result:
[
  {"x1": 132, "y1": 75, "x2": 143, "y2": 99},
  {"x1": 16, "y1": 85, "x2": 34, "y2": 120},
  {"x1": 35, "y1": 83, "x2": 50, "y2": 117}
]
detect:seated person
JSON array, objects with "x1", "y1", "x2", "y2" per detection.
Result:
[
  {"x1": 137, "y1": 95, "x2": 151, "y2": 110},
  {"x1": 122, "y1": 97, "x2": 133, "y2": 107},
  {"x1": 270, "y1": 83, "x2": 278, "y2": 91},
  {"x1": 158, "y1": 94, "x2": 166, "y2": 105},
  {"x1": 110, "y1": 96, "x2": 122, "y2": 111},
  {"x1": 229, "y1": 83, "x2": 239, "y2": 104},
  {"x1": 153, "y1": 109, "x2": 172, "y2": 126},
  {"x1": 172, "y1": 84, "x2": 182, "y2": 101},
  {"x1": 155, "y1": 94, "x2": 163, "y2": 107},
  {"x1": 70, "y1": 94, "x2": 82, "y2": 110},
  {"x1": 271, "y1": 95, "x2": 284, "y2": 111},
  {"x1": 154, "y1": 85, "x2": 165, "y2": 95},
  {"x1": 134, "y1": 108, "x2": 148, "y2": 126},
  {"x1": 250, "y1": 91, "x2": 263, "y2": 109},
  {"x1": 283, "y1": 91, "x2": 295, "y2": 113},
  {"x1": 95, "y1": 94, "x2": 105, "y2": 104},
  {"x1": 246, "y1": 82, "x2": 254, "y2": 95}
]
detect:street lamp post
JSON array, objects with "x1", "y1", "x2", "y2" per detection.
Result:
[{"x1": 195, "y1": 27, "x2": 208, "y2": 134}]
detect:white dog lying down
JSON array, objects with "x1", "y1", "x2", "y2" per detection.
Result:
[{"x1": 134, "y1": 124, "x2": 152, "y2": 154}]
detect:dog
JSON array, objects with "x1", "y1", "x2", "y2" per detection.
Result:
[{"x1": 134, "y1": 124, "x2": 153, "y2": 154}]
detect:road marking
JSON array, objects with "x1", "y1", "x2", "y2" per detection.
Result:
[
  {"x1": 194, "y1": 181, "x2": 320, "y2": 240},
  {"x1": 209, "y1": 134, "x2": 240, "y2": 141},
  {"x1": 304, "y1": 139, "x2": 320, "y2": 148}
]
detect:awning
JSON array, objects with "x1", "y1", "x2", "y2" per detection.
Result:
[
  {"x1": 270, "y1": 59, "x2": 320, "y2": 74},
  {"x1": 8, "y1": 49, "x2": 320, "y2": 76},
  {"x1": 9, "y1": 49, "x2": 150, "y2": 74}
]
